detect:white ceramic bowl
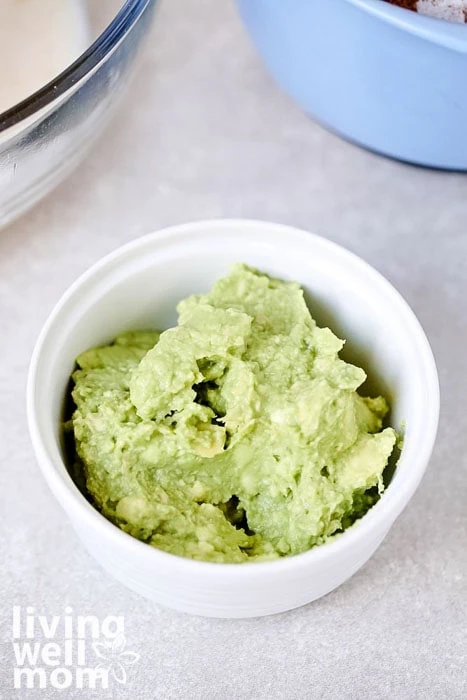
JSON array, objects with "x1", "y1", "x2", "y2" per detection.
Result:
[{"x1": 27, "y1": 220, "x2": 439, "y2": 618}]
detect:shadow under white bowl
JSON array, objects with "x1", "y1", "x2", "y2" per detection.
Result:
[{"x1": 27, "y1": 220, "x2": 439, "y2": 618}]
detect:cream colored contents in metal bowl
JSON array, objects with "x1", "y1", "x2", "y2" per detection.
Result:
[{"x1": 0, "y1": 0, "x2": 89, "y2": 114}]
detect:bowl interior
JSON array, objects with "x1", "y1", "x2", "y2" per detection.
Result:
[
  {"x1": 30, "y1": 220, "x2": 438, "y2": 526},
  {"x1": 0, "y1": 0, "x2": 146, "y2": 132}
]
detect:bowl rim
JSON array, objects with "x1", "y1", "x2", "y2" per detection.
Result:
[
  {"x1": 0, "y1": 0, "x2": 154, "y2": 133},
  {"x1": 346, "y1": 0, "x2": 467, "y2": 52},
  {"x1": 27, "y1": 219, "x2": 440, "y2": 578}
]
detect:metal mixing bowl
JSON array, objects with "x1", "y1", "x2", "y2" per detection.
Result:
[{"x1": 0, "y1": 0, "x2": 157, "y2": 226}]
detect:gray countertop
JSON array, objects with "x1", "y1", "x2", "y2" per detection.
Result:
[{"x1": 1, "y1": 0, "x2": 466, "y2": 697}]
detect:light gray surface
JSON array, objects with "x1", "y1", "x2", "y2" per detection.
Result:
[{"x1": 1, "y1": 0, "x2": 466, "y2": 697}]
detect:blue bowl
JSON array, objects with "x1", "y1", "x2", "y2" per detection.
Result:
[{"x1": 236, "y1": 0, "x2": 467, "y2": 169}]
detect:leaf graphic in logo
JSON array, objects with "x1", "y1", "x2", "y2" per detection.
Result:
[
  {"x1": 111, "y1": 662, "x2": 127, "y2": 685},
  {"x1": 120, "y1": 651, "x2": 140, "y2": 665},
  {"x1": 92, "y1": 641, "x2": 112, "y2": 659},
  {"x1": 92, "y1": 634, "x2": 140, "y2": 685}
]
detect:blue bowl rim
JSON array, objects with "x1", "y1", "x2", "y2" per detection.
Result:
[
  {"x1": 0, "y1": 0, "x2": 154, "y2": 133},
  {"x1": 347, "y1": 0, "x2": 467, "y2": 52}
]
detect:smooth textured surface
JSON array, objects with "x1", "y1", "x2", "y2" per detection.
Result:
[{"x1": 0, "y1": 0, "x2": 466, "y2": 695}]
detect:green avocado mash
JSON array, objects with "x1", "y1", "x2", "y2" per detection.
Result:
[{"x1": 69, "y1": 264, "x2": 397, "y2": 563}]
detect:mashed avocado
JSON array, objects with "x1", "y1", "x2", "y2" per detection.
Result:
[{"x1": 69, "y1": 264, "x2": 397, "y2": 563}]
